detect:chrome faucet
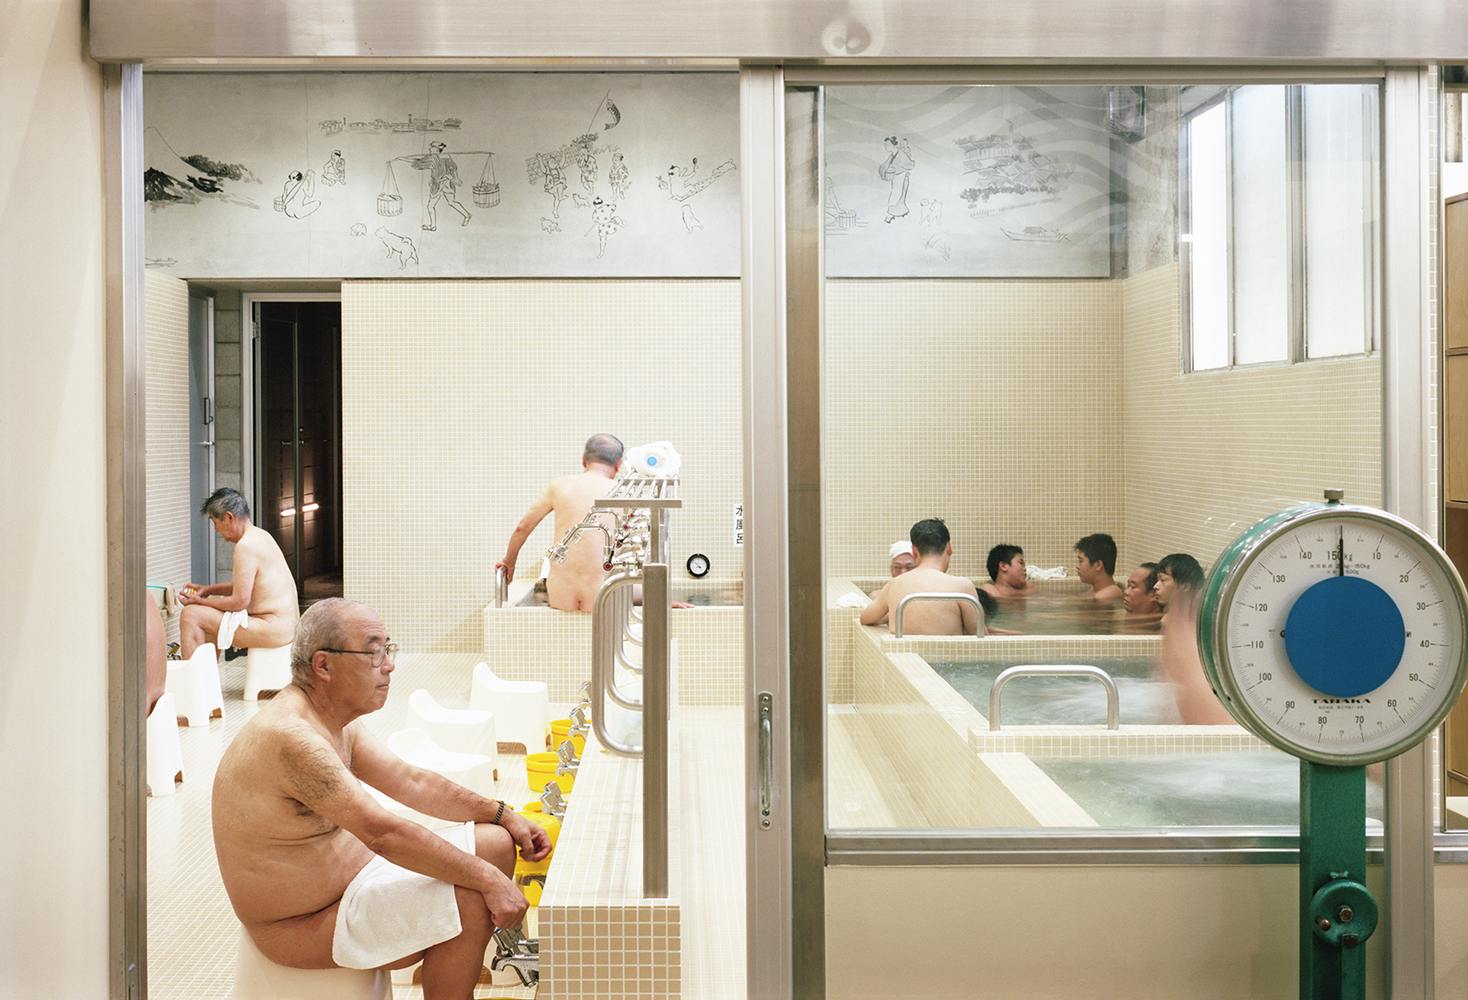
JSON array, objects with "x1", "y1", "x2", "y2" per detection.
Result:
[
  {"x1": 540, "y1": 781, "x2": 568, "y2": 818},
  {"x1": 556, "y1": 739, "x2": 580, "y2": 773},
  {"x1": 548, "y1": 514, "x2": 615, "y2": 568},
  {"x1": 491, "y1": 927, "x2": 540, "y2": 987}
]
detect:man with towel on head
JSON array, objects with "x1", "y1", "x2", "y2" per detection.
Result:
[
  {"x1": 213, "y1": 598, "x2": 551, "y2": 994},
  {"x1": 888, "y1": 539, "x2": 917, "y2": 577},
  {"x1": 178, "y1": 487, "x2": 300, "y2": 658}
]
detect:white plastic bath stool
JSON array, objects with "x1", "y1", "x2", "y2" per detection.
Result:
[
  {"x1": 166, "y1": 642, "x2": 224, "y2": 728},
  {"x1": 228, "y1": 927, "x2": 388, "y2": 1000},
  {"x1": 146, "y1": 692, "x2": 184, "y2": 796},
  {"x1": 387, "y1": 728, "x2": 497, "y2": 799},
  {"x1": 408, "y1": 688, "x2": 499, "y2": 762},
  {"x1": 244, "y1": 644, "x2": 293, "y2": 701},
  {"x1": 469, "y1": 662, "x2": 548, "y2": 752}
]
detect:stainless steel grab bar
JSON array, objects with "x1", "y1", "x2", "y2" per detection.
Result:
[
  {"x1": 988, "y1": 664, "x2": 1121, "y2": 731},
  {"x1": 494, "y1": 566, "x2": 507, "y2": 609},
  {"x1": 892, "y1": 592, "x2": 985, "y2": 638},
  {"x1": 590, "y1": 570, "x2": 645, "y2": 754}
]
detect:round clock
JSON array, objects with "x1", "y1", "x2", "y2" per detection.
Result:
[
  {"x1": 1198, "y1": 501, "x2": 1468, "y2": 766},
  {"x1": 686, "y1": 553, "x2": 710, "y2": 579}
]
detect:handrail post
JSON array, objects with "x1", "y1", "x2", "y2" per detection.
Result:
[
  {"x1": 892, "y1": 591, "x2": 985, "y2": 638},
  {"x1": 590, "y1": 570, "x2": 644, "y2": 756},
  {"x1": 642, "y1": 562, "x2": 669, "y2": 898},
  {"x1": 987, "y1": 664, "x2": 1121, "y2": 730},
  {"x1": 494, "y1": 565, "x2": 507, "y2": 609}
]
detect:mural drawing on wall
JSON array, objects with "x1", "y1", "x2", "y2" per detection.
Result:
[
  {"x1": 144, "y1": 126, "x2": 260, "y2": 210},
  {"x1": 824, "y1": 85, "x2": 1113, "y2": 277},
  {"x1": 143, "y1": 73, "x2": 741, "y2": 277}
]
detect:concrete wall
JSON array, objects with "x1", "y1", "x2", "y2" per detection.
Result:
[{"x1": 0, "y1": 0, "x2": 111, "y2": 995}]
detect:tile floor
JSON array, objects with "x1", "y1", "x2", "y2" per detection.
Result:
[{"x1": 146, "y1": 652, "x2": 745, "y2": 999}]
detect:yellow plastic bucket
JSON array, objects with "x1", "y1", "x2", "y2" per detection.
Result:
[
  {"x1": 550, "y1": 719, "x2": 586, "y2": 757},
  {"x1": 525, "y1": 751, "x2": 574, "y2": 793},
  {"x1": 518, "y1": 876, "x2": 544, "y2": 906}
]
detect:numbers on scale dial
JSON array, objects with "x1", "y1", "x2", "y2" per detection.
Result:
[{"x1": 1222, "y1": 515, "x2": 1460, "y2": 758}]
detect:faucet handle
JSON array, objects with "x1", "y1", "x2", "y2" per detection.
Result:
[
  {"x1": 556, "y1": 739, "x2": 580, "y2": 772},
  {"x1": 540, "y1": 782, "x2": 567, "y2": 817}
]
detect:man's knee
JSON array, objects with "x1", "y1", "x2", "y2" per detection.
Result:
[
  {"x1": 452, "y1": 885, "x2": 492, "y2": 936},
  {"x1": 474, "y1": 823, "x2": 516, "y2": 875},
  {"x1": 180, "y1": 603, "x2": 208, "y2": 634}
]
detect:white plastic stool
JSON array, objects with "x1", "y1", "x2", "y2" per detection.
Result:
[
  {"x1": 146, "y1": 692, "x2": 184, "y2": 796},
  {"x1": 166, "y1": 642, "x2": 224, "y2": 728},
  {"x1": 229, "y1": 927, "x2": 388, "y2": 1000},
  {"x1": 244, "y1": 644, "x2": 293, "y2": 701},
  {"x1": 469, "y1": 662, "x2": 548, "y2": 752},
  {"x1": 408, "y1": 688, "x2": 498, "y2": 761},
  {"x1": 387, "y1": 728, "x2": 496, "y2": 798}
]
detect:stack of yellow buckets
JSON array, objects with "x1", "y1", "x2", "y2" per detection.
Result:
[{"x1": 515, "y1": 715, "x2": 586, "y2": 904}]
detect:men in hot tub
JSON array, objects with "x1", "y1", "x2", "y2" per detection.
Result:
[
  {"x1": 1123, "y1": 562, "x2": 1162, "y2": 615},
  {"x1": 862, "y1": 518, "x2": 982, "y2": 636},
  {"x1": 213, "y1": 598, "x2": 551, "y2": 993},
  {"x1": 1153, "y1": 552, "x2": 1206, "y2": 613},
  {"x1": 1152, "y1": 553, "x2": 1230, "y2": 724},
  {"x1": 1074, "y1": 533, "x2": 1122, "y2": 602},
  {"x1": 980, "y1": 543, "x2": 1033, "y2": 598},
  {"x1": 889, "y1": 539, "x2": 917, "y2": 577},
  {"x1": 497, "y1": 433, "x2": 623, "y2": 612}
]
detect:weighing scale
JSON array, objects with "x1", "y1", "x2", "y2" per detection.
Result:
[{"x1": 1198, "y1": 492, "x2": 1468, "y2": 999}]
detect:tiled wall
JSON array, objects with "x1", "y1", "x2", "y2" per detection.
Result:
[
  {"x1": 206, "y1": 288, "x2": 246, "y2": 575},
  {"x1": 145, "y1": 272, "x2": 193, "y2": 640},
  {"x1": 341, "y1": 280, "x2": 743, "y2": 650},
  {"x1": 1120, "y1": 263, "x2": 1383, "y2": 569},
  {"x1": 825, "y1": 279, "x2": 1126, "y2": 578}
]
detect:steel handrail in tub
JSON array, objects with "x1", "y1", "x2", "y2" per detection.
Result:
[
  {"x1": 988, "y1": 664, "x2": 1121, "y2": 731},
  {"x1": 591, "y1": 570, "x2": 645, "y2": 753},
  {"x1": 892, "y1": 591, "x2": 985, "y2": 638},
  {"x1": 494, "y1": 566, "x2": 507, "y2": 609}
]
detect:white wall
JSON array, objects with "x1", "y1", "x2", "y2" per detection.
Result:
[
  {"x1": 146, "y1": 273, "x2": 193, "y2": 640},
  {"x1": 0, "y1": 1, "x2": 111, "y2": 996}
]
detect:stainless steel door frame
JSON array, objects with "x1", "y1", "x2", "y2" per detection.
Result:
[{"x1": 779, "y1": 64, "x2": 1440, "y2": 1000}]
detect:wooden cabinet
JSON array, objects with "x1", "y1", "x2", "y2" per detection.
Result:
[
  {"x1": 1450, "y1": 355, "x2": 1468, "y2": 505},
  {"x1": 1450, "y1": 195, "x2": 1468, "y2": 352}
]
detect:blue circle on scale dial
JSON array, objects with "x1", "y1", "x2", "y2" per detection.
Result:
[{"x1": 1283, "y1": 576, "x2": 1407, "y2": 697}]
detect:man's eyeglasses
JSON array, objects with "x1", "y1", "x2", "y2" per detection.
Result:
[{"x1": 321, "y1": 642, "x2": 399, "y2": 668}]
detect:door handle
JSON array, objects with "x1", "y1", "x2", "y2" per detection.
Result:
[
  {"x1": 758, "y1": 692, "x2": 774, "y2": 830},
  {"x1": 197, "y1": 441, "x2": 215, "y2": 448}
]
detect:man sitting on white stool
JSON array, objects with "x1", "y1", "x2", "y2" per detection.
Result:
[
  {"x1": 212, "y1": 598, "x2": 551, "y2": 997},
  {"x1": 178, "y1": 487, "x2": 300, "y2": 658}
]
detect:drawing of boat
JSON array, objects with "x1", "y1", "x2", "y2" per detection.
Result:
[{"x1": 1001, "y1": 225, "x2": 1070, "y2": 243}]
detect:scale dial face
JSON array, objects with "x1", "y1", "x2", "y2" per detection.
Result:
[{"x1": 1204, "y1": 505, "x2": 1468, "y2": 766}]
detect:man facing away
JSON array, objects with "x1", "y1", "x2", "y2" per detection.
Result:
[
  {"x1": 498, "y1": 434, "x2": 624, "y2": 612},
  {"x1": 980, "y1": 543, "x2": 1034, "y2": 598},
  {"x1": 1074, "y1": 533, "x2": 1122, "y2": 602},
  {"x1": 212, "y1": 599, "x2": 551, "y2": 997},
  {"x1": 179, "y1": 487, "x2": 299, "y2": 658},
  {"x1": 861, "y1": 518, "x2": 981, "y2": 636}
]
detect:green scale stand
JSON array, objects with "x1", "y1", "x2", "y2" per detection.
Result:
[{"x1": 1198, "y1": 493, "x2": 1468, "y2": 999}]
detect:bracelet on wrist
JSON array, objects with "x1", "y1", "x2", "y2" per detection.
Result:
[{"x1": 493, "y1": 800, "x2": 506, "y2": 825}]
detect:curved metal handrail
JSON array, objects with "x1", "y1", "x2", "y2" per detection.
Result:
[
  {"x1": 893, "y1": 591, "x2": 985, "y2": 638},
  {"x1": 591, "y1": 570, "x2": 645, "y2": 755},
  {"x1": 494, "y1": 566, "x2": 508, "y2": 609},
  {"x1": 988, "y1": 664, "x2": 1120, "y2": 731}
]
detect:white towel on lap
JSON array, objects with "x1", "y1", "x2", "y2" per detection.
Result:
[
  {"x1": 332, "y1": 821, "x2": 475, "y2": 970},
  {"x1": 217, "y1": 610, "x2": 250, "y2": 648}
]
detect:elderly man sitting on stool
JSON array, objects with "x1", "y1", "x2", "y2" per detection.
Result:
[{"x1": 212, "y1": 598, "x2": 551, "y2": 998}]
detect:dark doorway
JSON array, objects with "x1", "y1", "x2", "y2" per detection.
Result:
[{"x1": 257, "y1": 301, "x2": 343, "y2": 605}]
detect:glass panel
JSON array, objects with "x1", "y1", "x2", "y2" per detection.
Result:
[
  {"x1": 822, "y1": 81, "x2": 1383, "y2": 835},
  {"x1": 1187, "y1": 102, "x2": 1231, "y2": 371},
  {"x1": 1230, "y1": 87, "x2": 1290, "y2": 365},
  {"x1": 1304, "y1": 85, "x2": 1376, "y2": 358}
]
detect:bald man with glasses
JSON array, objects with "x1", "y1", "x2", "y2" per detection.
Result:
[{"x1": 212, "y1": 598, "x2": 550, "y2": 996}]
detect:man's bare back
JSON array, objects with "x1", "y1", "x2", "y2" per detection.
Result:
[
  {"x1": 544, "y1": 471, "x2": 618, "y2": 611},
  {"x1": 213, "y1": 687, "x2": 376, "y2": 964},
  {"x1": 862, "y1": 566, "x2": 980, "y2": 636}
]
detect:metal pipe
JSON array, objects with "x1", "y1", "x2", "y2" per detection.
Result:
[
  {"x1": 988, "y1": 665, "x2": 1121, "y2": 731},
  {"x1": 892, "y1": 591, "x2": 985, "y2": 638},
  {"x1": 494, "y1": 565, "x2": 507, "y2": 608},
  {"x1": 590, "y1": 569, "x2": 644, "y2": 756},
  {"x1": 641, "y1": 561, "x2": 670, "y2": 899}
]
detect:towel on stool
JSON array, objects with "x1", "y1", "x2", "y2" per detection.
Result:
[
  {"x1": 217, "y1": 610, "x2": 250, "y2": 649},
  {"x1": 332, "y1": 821, "x2": 475, "y2": 969}
]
